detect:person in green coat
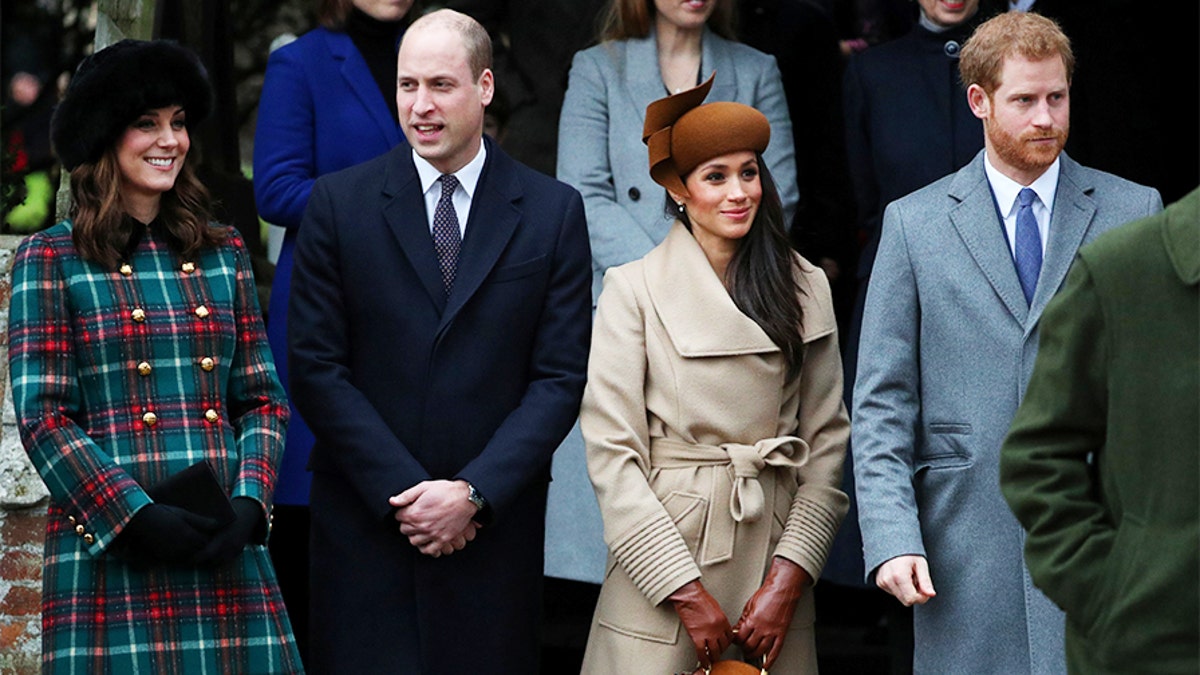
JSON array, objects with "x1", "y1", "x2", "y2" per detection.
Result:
[{"x1": 1000, "y1": 187, "x2": 1199, "y2": 674}]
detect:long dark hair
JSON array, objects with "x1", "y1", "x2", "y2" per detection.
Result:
[
  {"x1": 670, "y1": 155, "x2": 806, "y2": 379},
  {"x1": 69, "y1": 147, "x2": 224, "y2": 269}
]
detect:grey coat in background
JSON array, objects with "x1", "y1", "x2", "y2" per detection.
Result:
[
  {"x1": 852, "y1": 151, "x2": 1162, "y2": 674},
  {"x1": 557, "y1": 26, "x2": 798, "y2": 302}
]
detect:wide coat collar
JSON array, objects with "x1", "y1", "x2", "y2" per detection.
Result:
[
  {"x1": 320, "y1": 28, "x2": 403, "y2": 148},
  {"x1": 948, "y1": 150, "x2": 1097, "y2": 333},
  {"x1": 1164, "y1": 186, "x2": 1200, "y2": 285},
  {"x1": 641, "y1": 222, "x2": 778, "y2": 357},
  {"x1": 379, "y1": 136, "x2": 523, "y2": 327}
]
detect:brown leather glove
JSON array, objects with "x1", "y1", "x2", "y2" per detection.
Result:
[
  {"x1": 733, "y1": 556, "x2": 811, "y2": 668},
  {"x1": 668, "y1": 580, "x2": 734, "y2": 668}
]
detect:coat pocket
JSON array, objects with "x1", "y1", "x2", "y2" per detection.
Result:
[
  {"x1": 915, "y1": 423, "x2": 973, "y2": 472},
  {"x1": 594, "y1": 491, "x2": 708, "y2": 645}
]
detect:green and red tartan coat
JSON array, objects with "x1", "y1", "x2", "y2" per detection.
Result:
[{"x1": 8, "y1": 220, "x2": 303, "y2": 674}]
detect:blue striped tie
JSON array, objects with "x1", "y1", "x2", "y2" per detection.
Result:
[{"x1": 1015, "y1": 187, "x2": 1042, "y2": 305}]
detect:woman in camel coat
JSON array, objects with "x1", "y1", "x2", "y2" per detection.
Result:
[{"x1": 581, "y1": 78, "x2": 849, "y2": 673}]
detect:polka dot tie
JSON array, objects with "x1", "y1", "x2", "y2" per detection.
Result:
[{"x1": 432, "y1": 174, "x2": 461, "y2": 295}]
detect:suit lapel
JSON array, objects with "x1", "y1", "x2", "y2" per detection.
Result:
[
  {"x1": 325, "y1": 31, "x2": 402, "y2": 148},
  {"x1": 380, "y1": 149, "x2": 447, "y2": 313},
  {"x1": 440, "y1": 140, "x2": 521, "y2": 329},
  {"x1": 948, "y1": 154, "x2": 1029, "y2": 325},
  {"x1": 1026, "y1": 155, "x2": 1096, "y2": 331},
  {"x1": 702, "y1": 29, "x2": 736, "y2": 103}
]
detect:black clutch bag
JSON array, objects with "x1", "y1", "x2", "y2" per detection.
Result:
[{"x1": 146, "y1": 461, "x2": 237, "y2": 528}]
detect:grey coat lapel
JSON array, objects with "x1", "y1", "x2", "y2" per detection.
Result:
[
  {"x1": 1026, "y1": 154, "x2": 1096, "y2": 332},
  {"x1": 948, "y1": 154, "x2": 1029, "y2": 325}
]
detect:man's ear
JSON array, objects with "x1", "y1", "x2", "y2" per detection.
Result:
[
  {"x1": 479, "y1": 68, "x2": 495, "y2": 107},
  {"x1": 967, "y1": 83, "x2": 990, "y2": 121}
]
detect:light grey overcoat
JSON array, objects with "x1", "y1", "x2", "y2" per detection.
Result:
[{"x1": 852, "y1": 151, "x2": 1162, "y2": 674}]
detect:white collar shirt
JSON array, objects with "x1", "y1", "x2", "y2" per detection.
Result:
[
  {"x1": 985, "y1": 152, "x2": 1060, "y2": 259},
  {"x1": 413, "y1": 142, "x2": 487, "y2": 238}
]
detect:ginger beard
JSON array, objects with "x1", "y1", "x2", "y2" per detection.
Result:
[{"x1": 983, "y1": 102, "x2": 1069, "y2": 178}]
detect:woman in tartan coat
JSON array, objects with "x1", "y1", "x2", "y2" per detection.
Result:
[{"x1": 7, "y1": 40, "x2": 303, "y2": 673}]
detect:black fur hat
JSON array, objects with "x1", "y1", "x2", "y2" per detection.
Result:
[{"x1": 51, "y1": 39, "x2": 212, "y2": 171}]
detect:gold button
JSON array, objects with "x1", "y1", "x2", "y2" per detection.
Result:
[
  {"x1": 83, "y1": 533, "x2": 95, "y2": 545},
  {"x1": 68, "y1": 515, "x2": 76, "y2": 524},
  {"x1": 137, "y1": 361, "x2": 152, "y2": 376},
  {"x1": 195, "y1": 305, "x2": 210, "y2": 319},
  {"x1": 182, "y1": 261, "x2": 196, "y2": 274},
  {"x1": 131, "y1": 308, "x2": 146, "y2": 323},
  {"x1": 205, "y1": 408, "x2": 219, "y2": 423},
  {"x1": 74, "y1": 524, "x2": 85, "y2": 536},
  {"x1": 200, "y1": 357, "x2": 215, "y2": 372},
  {"x1": 119, "y1": 264, "x2": 133, "y2": 276},
  {"x1": 142, "y1": 411, "x2": 158, "y2": 427}
]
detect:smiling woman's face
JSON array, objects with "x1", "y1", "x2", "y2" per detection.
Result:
[
  {"x1": 918, "y1": 0, "x2": 980, "y2": 27},
  {"x1": 116, "y1": 105, "x2": 189, "y2": 219},
  {"x1": 672, "y1": 149, "x2": 762, "y2": 251}
]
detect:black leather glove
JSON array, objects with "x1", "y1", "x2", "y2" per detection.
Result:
[
  {"x1": 115, "y1": 503, "x2": 220, "y2": 565},
  {"x1": 197, "y1": 497, "x2": 264, "y2": 567}
]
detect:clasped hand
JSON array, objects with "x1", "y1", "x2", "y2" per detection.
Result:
[
  {"x1": 671, "y1": 558, "x2": 809, "y2": 670},
  {"x1": 389, "y1": 479, "x2": 479, "y2": 557}
]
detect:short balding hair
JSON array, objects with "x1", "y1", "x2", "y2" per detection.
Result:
[
  {"x1": 960, "y1": 12, "x2": 1074, "y2": 95},
  {"x1": 407, "y1": 9, "x2": 493, "y2": 79}
]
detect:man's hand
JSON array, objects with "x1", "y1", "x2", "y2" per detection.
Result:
[
  {"x1": 389, "y1": 480, "x2": 480, "y2": 557},
  {"x1": 875, "y1": 555, "x2": 936, "y2": 606}
]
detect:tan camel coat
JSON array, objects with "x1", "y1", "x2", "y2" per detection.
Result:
[{"x1": 580, "y1": 222, "x2": 849, "y2": 673}]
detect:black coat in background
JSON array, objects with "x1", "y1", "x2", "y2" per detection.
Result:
[{"x1": 288, "y1": 137, "x2": 592, "y2": 674}]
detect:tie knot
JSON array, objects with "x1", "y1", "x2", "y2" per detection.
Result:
[
  {"x1": 1018, "y1": 187, "x2": 1037, "y2": 208},
  {"x1": 440, "y1": 174, "x2": 459, "y2": 198}
]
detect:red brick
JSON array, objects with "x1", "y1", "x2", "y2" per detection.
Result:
[
  {"x1": 0, "y1": 550, "x2": 40, "y2": 582},
  {"x1": 0, "y1": 620, "x2": 27, "y2": 650},
  {"x1": 0, "y1": 586, "x2": 39, "y2": 616},
  {"x1": 0, "y1": 507, "x2": 47, "y2": 548}
]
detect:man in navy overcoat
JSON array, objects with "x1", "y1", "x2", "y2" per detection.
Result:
[{"x1": 288, "y1": 10, "x2": 591, "y2": 673}]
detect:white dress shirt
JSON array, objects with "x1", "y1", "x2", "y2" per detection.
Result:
[
  {"x1": 985, "y1": 153, "x2": 1060, "y2": 259},
  {"x1": 413, "y1": 143, "x2": 488, "y2": 238}
]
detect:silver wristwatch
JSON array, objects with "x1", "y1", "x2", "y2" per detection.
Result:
[{"x1": 466, "y1": 482, "x2": 487, "y2": 512}]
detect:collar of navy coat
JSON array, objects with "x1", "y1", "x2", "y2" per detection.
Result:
[
  {"x1": 948, "y1": 150, "x2": 1097, "y2": 334},
  {"x1": 380, "y1": 136, "x2": 522, "y2": 323},
  {"x1": 640, "y1": 221, "x2": 834, "y2": 358}
]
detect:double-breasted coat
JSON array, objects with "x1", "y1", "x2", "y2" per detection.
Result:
[
  {"x1": 8, "y1": 222, "x2": 301, "y2": 673},
  {"x1": 580, "y1": 223, "x2": 849, "y2": 673},
  {"x1": 852, "y1": 152, "x2": 1162, "y2": 673},
  {"x1": 288, "y1": 138, "x2": 592, "y2": 674},
  {"x1": 1001, "y1": 187, "x2": 1199, "y2": 674}
]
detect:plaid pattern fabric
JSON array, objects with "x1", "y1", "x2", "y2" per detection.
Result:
[{"x1": 9, "y1": 222, "x2": 303, "y2": 674}]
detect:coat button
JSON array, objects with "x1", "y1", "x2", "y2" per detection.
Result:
[
  {"x1": 137, "y1": 361, "x2": 152, "y2": 376},
  {"x1": 182, "y1": 261, "x2": 196, "y2": 274},
  {"x1": 68, "y1": 515, "x2": 77, "y2": 524},
  {"x1": 628, "y1": 187, "x2": 641, "y2": 201},
  {"x1": 200, "y1": 357, "x2": 215, "y2": 372},
  {"x1": 119, "y1": 264, "x2": 133, "y2": 276},
  {"x1": 83, "y1": 533, "x2": 95, "y2": 545},
  {"x1": 195, "y1": 305, "x2": 210, "y2": 319},
  {"x1": 131, "y1": 308, "x2": 146, "y2": 323},
  {"x1": 205, "y1": 408, "x2": 219, "y2": 423},
  {"x1": 75, "y1": 524, "x2": 85, "y2": 536},
  {"x1": 142, "y1": 411, "x2": 158, "y2": 427}
]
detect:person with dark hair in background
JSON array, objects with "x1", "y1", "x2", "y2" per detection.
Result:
[
  {"x1": 852, "y1": 12, "x2": 1162, "y2": 673},
  {"x1": 580, "y1": 77, "x2": 848, "y2": 674},
  {"x1": 9, "y1": 39, "x2": 301, "y2": 673},
  {"x1": 288, "y1": 10, "x2": 591, "y2": 673},
  {"x1": 252, "y1": 0, "x2": 417, "y2": 658}
]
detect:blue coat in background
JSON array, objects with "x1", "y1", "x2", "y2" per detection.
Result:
[{"x1": 253, "y1": 26, "x2": 406, "y2": 506}]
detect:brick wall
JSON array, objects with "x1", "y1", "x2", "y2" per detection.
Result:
[{"x1": 0, "y1": 234, "x2": 50, "y2": 674}]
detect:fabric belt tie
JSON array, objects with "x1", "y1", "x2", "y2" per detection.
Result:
[{"x1": 649, "y1": 436, "x2": 810, "y2": 565}]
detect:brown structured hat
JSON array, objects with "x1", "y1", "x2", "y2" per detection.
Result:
[{"x1": 642, "y1": 74, "x2": 771, "y2": 198}]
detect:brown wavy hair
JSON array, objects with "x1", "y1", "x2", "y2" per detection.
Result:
[
  {"x1": 599, "y1": 0, "x2": 736, "y2": 42},
  {"x1": 959, "y1": 12, "x2": 1074, "y2": 95},
  {"x1": 68, "y1": 148, "x2": 224, "y2": 269}
]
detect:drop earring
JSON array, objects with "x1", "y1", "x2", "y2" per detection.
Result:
[{"x1": 676, "y1": 202, "x2": 685, "y2": 213}]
